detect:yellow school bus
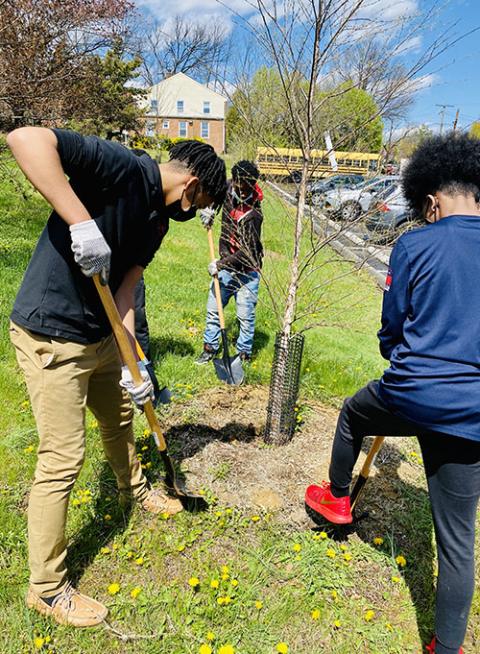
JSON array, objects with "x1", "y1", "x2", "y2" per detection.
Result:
[{"x1": 256, "y1": 147, "x2": 381, "y2": 179}]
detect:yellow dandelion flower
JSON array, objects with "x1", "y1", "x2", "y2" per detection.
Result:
[
  {"x1": 292, "y1": 543, "x2": 302, "y2": 552},
  {"x1": 100, "y1": 547, "x2": 111, "y2": 555},
  {"x1": 215, "y1": 510, "x2": 223, "y2": 517},
  {"x1": 206, "y1": 631, "x2": 216, "y2": 641},
  {"x1": 177, "y1": 544, "x2": 186, "y2": 552},
  {"x1": 364, "y1": 610, "x2": 375, "y2": 622},
  {"x1": 255, "y1": 600, "x2": 263, "y2": 609},
  {"x1": 143, "y1": 429, "x2": 150, "y2": 437},
  {"x1": 217, "y1": 596, "x2": 226, "y2": 605},
  {"x1": 188, "y1": 577, "x2": 200, "y2": 588},
  {"x1": 221, "y1": 573, "x2": 229, "y2": 581},
  {"x1": 343, "y1": 553, "x2": 352, "y2": 562},
  {"x1": 33, "y1": 637, "x2": 45, "y2": 649},
  {"x1": 21, "y1": 400, "x2": 30, "y2": 409},
  {"x1": 160, "y1": 512, "x2": 170, "y2": 520},
  {"x1": 104, "y1": 514, "x2": 112, "y2": 521},
  {"x1": 135, "y1": 557, "x2": 144, "y2": 566},
  {"x1": 231, "y1": 579, "x2": 239, "y2": 588},
  {"x1": 218, "y1": 645, "x2": 234, "y2": 654},
  {"x1": 223, "y1": 596, "x2": 232, "y2": 605},
  {"x1": 312, "y1": 533, "x2": 321, "y2": 541},
  {"x1": 339, "y1": 544, "x2": 347, "y2": 551},
  {"x1": 333, "y1": 619, "x2": 342, "y2": 628},
  {"x1": 24, "y1": 445, "x2": 34, "y2": 454},
  {"x1": 319, "y1": 531, "x2": 328, "y2": 539},
  {"x1": 251, "y1": 515, "x2": 261, "y2": 522},
  {"x1": 391, "y1": 576, "x2": 401, "y2": 583},
  {"x1": 126, "y1": 550, "x2": 134, "y2": 559},
  {"x1": 311, "y1": 609, "x2": 320, "y2": 620},
  {"x1": 210, "y1": 579, "x2": 219, "y2": 589},
  {"x1": 326, "y1": 548, "x2": 336, "y2": 558},
  {"x1": 373, "y1": 537, "x2": 384, "y2": 546},
  {"x1": 199, "y1": 646, "x2": 212, "y2": 654},
  {"x1": 72, "y1": 498, "x2": 81, "y2": 507},
  {"x1": 130, "y1": 587, "x2": 142, "y2": 599},
  {"x1": 386, "y1": 622, "x2": 393, "y2": 632},
  {"x1": 276, "y1": 643, "x2": 289, "y2": 654},
  {"x1": 112, "y1": 543, "x2": 119, "y2": 551},
  {"x1": 395, "y1": 555, "x2": 407, "y2": 567},
  {"x1": 107, "y1": 583, "x2": 120, "y2": 595},
  {"x1": 331, "y1": 590, "x2": 338, "y2": 600},
  {"x1": 221, "y1": 565, "x2": 229, "y2": 575}
]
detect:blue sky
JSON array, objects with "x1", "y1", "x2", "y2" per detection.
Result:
[
  {"x1": 137, "y1": 0, "x2": 480, "y2": 133},
  {"x1": 409, "y1": 0, "x2": 480, "y2": 133}
]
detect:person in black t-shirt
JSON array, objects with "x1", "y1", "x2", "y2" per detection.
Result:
[{"x1": 7, "y1": 127, "x2": 226, "y2": 627}]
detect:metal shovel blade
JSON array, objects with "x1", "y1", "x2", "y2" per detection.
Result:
[{"x1": 213, "y1": 352, "x2": 244, "y2": 385}]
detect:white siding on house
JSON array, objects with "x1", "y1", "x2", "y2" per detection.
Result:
[{"x1": 146, "y1": 72, "x2": 227, "y2": 120}]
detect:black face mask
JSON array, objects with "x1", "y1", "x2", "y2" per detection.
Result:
[
  {"x1": 167, "y1": 199, "x2": 198, "y2": 222},
  {"x1": 166, "y1": 186, "x2": 199, "y2": 222}
]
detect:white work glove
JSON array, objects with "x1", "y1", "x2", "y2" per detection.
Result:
[
  {"x1": 208, "y1": 260, "x2": 219, "y2": 277},
  {"x1": 69, "y1": 220, "x2": 111, "y2": 284},
  {"x1": 119, "y1": 360, "x2": 155, "y2": 409},
  {"x1": 200, "y1": 207, "x2": 215, "y2": 229}
]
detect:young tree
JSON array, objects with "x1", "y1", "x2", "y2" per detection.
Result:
[{"x1": 224, "y1": 0, "x2": 471, "y2": 444}]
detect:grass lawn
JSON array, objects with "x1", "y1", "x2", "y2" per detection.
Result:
[{"x1": 1, "y1": 164, "x2": 479, "y2": 653}]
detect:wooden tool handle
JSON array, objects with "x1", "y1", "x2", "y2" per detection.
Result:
[
  {"x1": 207, "y1": 227, "x2": 226, "y2": 330},
  {"x1": 359, "y1": 436, "x2": 385, "y2": 478},
  {"x1": 93, "y1": 275, "x2": 168, "y2": 451}
]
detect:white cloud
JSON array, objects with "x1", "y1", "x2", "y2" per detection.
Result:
[{"x1": 136, "y1": 0, "x2": 253, "y2": 20}]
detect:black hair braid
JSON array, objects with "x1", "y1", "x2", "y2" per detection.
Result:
[
  {"x1": 402, "y1": 132, "x2": 480, "y2": 214},
  {"x1": 169, "y1": 140, "x2": 227, "y2": 209}
]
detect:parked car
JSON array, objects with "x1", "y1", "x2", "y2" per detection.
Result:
[
  {"x1": 365, "y1": 186, "x2": 420, "y2": 244},
  {"x1": 323, "y1": 175, "x2": 400, "y2": 220},
  {"x1": 295, "y1": 174, "x2": 364, "y2": 202}
]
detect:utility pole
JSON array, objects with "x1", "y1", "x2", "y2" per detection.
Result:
[
  {"x1": 436, "y1": 104, "x2": 454, "y2": 135},
  {"x1": 453, "y1": 108, "x2": 460, "y2": 131}
]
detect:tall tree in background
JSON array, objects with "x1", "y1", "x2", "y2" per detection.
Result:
[
  {"x1": 65, "y1": 40, "x2": 145, "y2": 137},
  {"x1": 138, "y1": 15, "x2": 230, "y2": 86},
  {"x1": 0, "y1": 0, "x2": 133, "y2": 128}
]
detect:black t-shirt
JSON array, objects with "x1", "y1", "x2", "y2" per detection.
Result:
[{"x1": 11, "y1": 129, "x2": 169, "y2": 344}]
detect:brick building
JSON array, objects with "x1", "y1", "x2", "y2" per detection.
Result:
[{"x1": 143, "y1": 72, "x2": 228, "y2": 153}]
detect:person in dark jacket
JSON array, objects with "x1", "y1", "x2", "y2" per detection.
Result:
[
  {"x1": 8, "y1": 127, "x2": 226, "y2": 627},
  {"x1": 196, "y1": 160, "x2": 264, "y2": 364},
  {"x1": 305, "y1": 132, "x2": 480, "y2": 654}
]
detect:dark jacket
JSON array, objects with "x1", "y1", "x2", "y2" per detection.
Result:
[
  {"x1": 217, "y1": 182, "x2": 263, "y2": 274},
  {"x1": 378, "y1": 215, "x2": 480, "y2": 442}
]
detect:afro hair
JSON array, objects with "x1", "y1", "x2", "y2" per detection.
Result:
[
  {"x1": 231, "y1": 160, "x2": 260, "y2": 183},
  {"x1": 402, "y1": 131, "x2": 480, "y2": 215}
]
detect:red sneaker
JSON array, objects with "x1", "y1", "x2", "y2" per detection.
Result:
[
  {"x1": 305, "y1": 482, "x2": 353, "y2": 525},
  {"x1": 426, "y1": 636, "x2": 464, "y2": 653}
]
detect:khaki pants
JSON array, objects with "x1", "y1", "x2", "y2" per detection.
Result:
[{"x1": 9, "y1": 321, "x2": 149, "y2": 597}]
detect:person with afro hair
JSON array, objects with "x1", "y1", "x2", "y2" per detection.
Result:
[
  {"x1": 196, "y1": 160, "x2": 264, "y2": 364},
  {"x1": 305, "y1": 132, "x2": 480, "y2": 654}
]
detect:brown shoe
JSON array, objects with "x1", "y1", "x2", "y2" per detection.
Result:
[
  {"x1": 26, "y1": 583, "x2": 108, "y2": 627},
  {"x1": 141, "y1": 488, "x2": 183, "y2": 515}
]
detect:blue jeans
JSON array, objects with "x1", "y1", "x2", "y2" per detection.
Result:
[{"x1": 203, "y1": 270, "x2": 260, "y2": 355}]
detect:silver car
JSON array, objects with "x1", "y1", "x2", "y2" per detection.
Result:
[{"x1": 323, "y1": 176, "x2": 401, "y2": 220}]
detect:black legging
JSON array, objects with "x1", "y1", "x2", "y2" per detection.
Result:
[{"x1": 329, "y1": 381, "x2": 480, "y2": 654}]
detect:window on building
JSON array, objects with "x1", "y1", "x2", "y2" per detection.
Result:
[
  {"x1": 150, "y1": 99, "x2": 158, "y2": 113},
  {"x1": 201, "y1": 121, "x2": 210, "y2": 139},
  {"x1": 145, "y1": 121, "x2": 156, "y2": 137},
  {"x1": 177, "y1": 100, "x2": 184, "y2": 113},
  {"x1": 179, "y1": 121, "x2": 187, "y2": 137},
  {"x1": 203, "y1": 101, "x2": 211, "y2": 114},
  {"x1": 162, "y1": 120, "x2": 170, "y2": 129}
]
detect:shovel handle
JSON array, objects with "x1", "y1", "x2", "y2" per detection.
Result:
[
  {"x1": 207, "y1": 227, "x2": 226, "y2": 330},
  {"x1": 93, "y1": 275, "x2": 168, "y2": 451}
]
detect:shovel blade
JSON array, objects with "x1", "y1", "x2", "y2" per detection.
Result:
[{"x1": 213, "y1": 353, "x2": 244, "y2": 385}]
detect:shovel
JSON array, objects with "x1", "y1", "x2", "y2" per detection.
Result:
[
  {"x1": 93, "y1": 274, "x2": 207, "y2": 512},
  {"x1": 206, "y1": 227, "x2": 244, "y2": 385},
  {"x1": 350, "y1": 436, "x2": 385, "y2": 511}
]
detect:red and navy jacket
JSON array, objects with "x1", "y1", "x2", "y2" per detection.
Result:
[{"x1": 217, "y1": 181, "x2": 264, "y2": 274}]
